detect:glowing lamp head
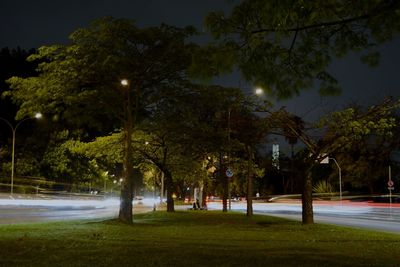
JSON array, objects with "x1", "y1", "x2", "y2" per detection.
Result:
[
  {"x1": 34, "y1": 113, "x2": 43, "y2": 119},
  {"x1": 120, "y1": 79, "x2": 129, "y2": 86},
  {"x1": 255, "y1": 87, "x2": 264, "y2": 95}
]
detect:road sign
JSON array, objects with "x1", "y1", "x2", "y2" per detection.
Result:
[
  {"x1": 388, "y1": 180, "x2": 394, "y2": 187},
  {"x1": 388, "y1": 187, "x2": 394, "y2": 190},
  {"x1": 225, "y1": 167, "x2": 234, "y2": 178}
]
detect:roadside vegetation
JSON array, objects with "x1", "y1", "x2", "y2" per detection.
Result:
[
  {"x1": 0, "y1": 211, "x2": 399, "y2": 267},
  {"x1": 1, "y1": 1, "x2": 400, "y2": 224}
]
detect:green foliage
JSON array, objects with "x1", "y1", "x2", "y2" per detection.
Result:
[
  {"x1": 271, "y1": 98, "x2": 400, "y2": 161},
  {"x1": 5, "y1": 17, "x2": 197, "y2": 128},
  {"x1": 360, "y1": 51, "x2": 380, "y2": 67},
  {"x1": 4, "y1": 17, "x2": 200, "y2": 216},
  {"x1": 313, "y1": 180, "x2": 333, "y2": 194},
  {"x1": 40, "y1": 130, "x2": 102, "y2": 184},
  {"x1": 331, "y1": 114, "x2": 400, "y2": 192},
  {"x1": 67, "y1": 133, "x2": 123, "y2": 164},
  {"x1": 320, "y1": 99, "x2": 399, "y2": 153},
  {"x1": 195, "y1": 0, "x2": 400, "y2": 99},
  {"x1": 270, "y1": 98, "x2": 399, "y2": 222}
]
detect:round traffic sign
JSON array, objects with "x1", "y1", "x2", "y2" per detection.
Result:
[
  {"x1": 388, "y1": 180, "x2": 394, "y2": 187},
  {"x1": 225, "y1": 167, "x2": 234, "y2": 178}
]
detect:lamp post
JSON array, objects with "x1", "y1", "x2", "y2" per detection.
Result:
[
  {"x1": 226, "y1": 87, "x2": 265, "y2": 211},
  {"x1": 330, "y1": 157, "x2": 342, "y2": 203},
  {"x1": 0, "y1": 113, "x2": 42, "y2": 195}
]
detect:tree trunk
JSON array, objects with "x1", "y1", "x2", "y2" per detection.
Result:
[
  {"x1": 246, "y1": 145, "x2": 253, "y2": 217},
  {"x1": 119, "y1": 115, "x2": 134, "y2": 224},
  {"x1": 202, "y1": 179, "x2": 208, "y2": 208},
  {"x1": 222, "y1": 174, "x2": 228, "y2": 212},
  {"x1": 301, "y1": 170, "x2": 314, "y2": 224},
  {"x1": 165, "y1": 170, "x2": 175, "y2": 212},
  {"x1": 119, "y1": 82, "x2": 134, "y2": 224}
]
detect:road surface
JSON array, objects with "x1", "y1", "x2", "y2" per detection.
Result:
[
  {"x1": 1, "y1": 196, "x2": 399, "y2": 234},
  {"x1": 0, "y1": 196, "x2": 154, "y2": 224},
  {"x1": 207, "y1": 200, "x2": 400, "y2": 233}
]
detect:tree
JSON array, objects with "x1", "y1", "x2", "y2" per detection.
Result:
[
  {"x1": 0, "y1": 47, "x2": 37, "y2": 121},
  {"x1": 192, "y1": 0, "x2": 400, "y2": 98},
  {"x1": 135, "y1": 84, "x2": 246, "y2": 212},
  {"x1": 332, "y1": 114, "x2": 400, "y2": 193},
  {"x1": 283, "y1": 114, "x2": 304, "y2": 193},
  {"x1": 157, "y1": 84, "x2": 247, "y2": 212},
  {"x1": 228, "y1": 106, "x2": 268, "y2": 216},
  {"x1": 6, "y1": 17, "x2": 196, "y2": 223},
  {"x1": 190, "y1": 0, "x2": 400, "y2": 224},
  {"x1": 40, "y1": 131, "x2": 100, "y2": 187},
  {"x1": 271, "y1": 98, "x2": 399, "y2": 224}
]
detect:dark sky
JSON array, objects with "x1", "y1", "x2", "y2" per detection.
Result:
[
  {"x1": 0, "y1": 0, "x2": 229, "y2": 49},
  {"x1": 1, "y1": 0, "x2": 399, "y2": 121}
]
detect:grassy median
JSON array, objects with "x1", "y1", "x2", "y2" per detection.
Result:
[{"x1": 0, "y1": 211, "x2": 399, "y2": 267}]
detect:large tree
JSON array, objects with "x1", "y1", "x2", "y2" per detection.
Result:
[
  {"x1": 6, "y1": 17, "x2": 196, "y2": 223},
  {"x1": 137, "y1": 84, "x2": 248, "y2": 212},
  {"x1": 190, "y1": 0, "x2": 400, "y2": 224},
  {"x1": 229, "y1": 109, "x2": 268, "y2": 216},
  {"x1": 271, "y1": 98, "x2": 399, "y2": 224},
  {"x1": 330, "y1": 114, "x2": 400, "y2": 193}
]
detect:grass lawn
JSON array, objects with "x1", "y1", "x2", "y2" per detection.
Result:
[{"x1": 0, "y1": 211, "x2": 399, "y2": 267}]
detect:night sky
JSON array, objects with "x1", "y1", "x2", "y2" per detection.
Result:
[{"x1": 1, "y1": 0, "x2": 399, "y2": 120}]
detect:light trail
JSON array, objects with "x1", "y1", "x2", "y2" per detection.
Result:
[
  {"x1": 0, "y1": 196, "x2": 157, "y2": 224},
  {"x1": 0, "y1": 198, "x2": 120, "y2": 209},
  {"x1": 206, "y1": 201, "x2": 400, "y2": 233},
  {"x1": 1, "y1": 196, "x2": 399, "y2": 233}
]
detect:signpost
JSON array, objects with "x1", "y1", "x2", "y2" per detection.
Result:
[
  {"x1": 319, "y1": 155, "x2": 342, "y2": 204},
  {"x1": 225, "y1": 167, "x2": 233, "y2": 211},
  {"x1": 388, "y1": 166, "x2": 394, "y2": 217},
  {"x1": 225, "y1": 167, "x2": 234, "y2": 178}
]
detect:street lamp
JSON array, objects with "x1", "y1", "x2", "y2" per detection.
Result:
[
  {"x1": 121, "y1": 79, "x2": 129, "y2": 86},
  {"x1": 330, "y1": 157, "x2": 342, "y2": 203},
  {"x1": 0, "y1": 113, "x2": 42, "y2": 195},
  {"x1": 255, "y1": 87, "x2": 264, "y2": 95},
  {"x1": 226, "y1": 87, "x2": 265, "y2": 210}
]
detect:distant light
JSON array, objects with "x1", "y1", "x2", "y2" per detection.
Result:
[
  {"x1": 119, "y1": 178, "x2": 123, "y2": 182},
  {"x1": 145, "y1": 141, "x2": 149, "y2": 145},
  {"x1": 121, "y1": 79, "x2": 129, "y2": 86},
  {"x1": 255, "y1": 87, "x2": 264, "y2": 95},
  {"x1": 35, "y1": 113, "x2": 43, "y2": 119}
]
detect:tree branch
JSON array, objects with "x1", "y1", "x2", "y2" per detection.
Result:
[{"x1": 250, "y1": 1, "x2": 399, "y2": 34}]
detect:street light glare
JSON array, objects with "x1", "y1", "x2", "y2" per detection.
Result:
[
  {"x1": 255, "y1": 87, "x2": 264, "y2": 95},
  {"x1": 35, "y1": 113, "x2": 43, "y2": 119},
  {"x1": 121, "y1": 79, "x2": 129, "y2": 86}
]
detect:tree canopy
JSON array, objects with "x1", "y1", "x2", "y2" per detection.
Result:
[
  {"x1": 270, "y1": 97, "x2": 400, "y2": 223},
  {"x1": 5, "y1": 17, "x2": 198, "y2": 223},
  {"x1": 190, "y1": 0, "x2": 400, "y2": 99}
]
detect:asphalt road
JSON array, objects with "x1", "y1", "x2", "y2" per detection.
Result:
[
  {"x1": 207, "y1": 201, "x2": 400, "y2": 233},
  {"x1": 0, "y1": 196, "x2": 399, "y2": 234},
  {"x1": 0, "y1": 197, "x2": 153, "y2": 224}
]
